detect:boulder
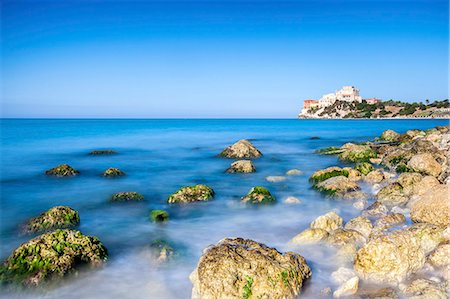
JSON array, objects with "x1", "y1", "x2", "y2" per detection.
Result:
[
  {"x1": 343, "y1": 167, "x2": 363, "y2": 182},
  {"x1": 396, "y1": 172, "x2": 422, "y2": 196},
  {"x1": 284, "y1": 196, "x2": 302, "y2": 204},
  {"x1": 338, "y1": 143, "x2": 377, "y2": 163},
  {"x1": 315, "y1": 176, "x2": 360, "y2": 197},
  {"x1": 427, "y1": 243, "x2": 450, "y2": 268},
  {"x1": 0, "y1": 229, "x2": 107, "y2": 286},
  {"x1": 356, "y1": 287, "x2": 399, "y2": 299},
  {"x1": 150, "y1": 210, "x2": 169, "y2": 222},
  {"x1": 149, "y1": 240, "x2": 175, "y2": 263},
  {"x1": 343, "y1": 191, "x2": 369, "y2": 201},
  {"x1": 110, "y1": 191, "x2": 144, "y2": 202},
  {"x1": 355, "y1": 162, "x2": 374, "y2": 175},
  {"x1": 226, "y1": 160, "x2": 256, "y2": 173},
  {"x1": 289, "y1": 228, "x2": 329, "y2": 245},
  {"x1": 376, "y1": 183, "x2": 409, "y2": 207},
  {"x1": 24, "y1": 206, "x2": 80, "y2": 233},
  {"x1": 380, "y1": 130, "x2": 400, "y2": 142},
  {"x1": 402, "y1": 278, "x2": 448, "y2": 299},
  {"x1": 362, "y1": 201, "x2": 389, "y2": 218},
  {"x1": 331, "y1": 267, "x2": 356, "y2": 284},
  {"x1": 333, "y1": 276, "x2": 359, "y2": 298},
  {"x1": 310, "y1": 167, "x2": 349, "y2": 184},
  {"x1": 168, "y1": 185, "x2": 214, "y2": 204},
  {"x1": 219, "y1": 140, "x2": 262, "y2": 159},
  {"x1": 102, "y1": 167, "x2": 125, "y2": 177},
  {"x1": 344, "y1": 216, "x2": 373, "y2": 239},
  {"x1": 327, "y1": 229, "x2": 366, "y2": 247},
  {"x1": 45, "y1": 164, "x2": 79, "y2": 177},
  {"x1": 406, "y1": 223, "x2": 445, "y2": 254},
  {"x1": 286, "y1": 169, "x2": 302, "y2": 176},
  {"x1": 374, "y1": 213, "x2": 406, "y2": 230},
  {"x1": 410, "y1": 184, "x2": 450, "y2": 227},
  {"x1": 364, "y1": 170, "x2": 385, "y2": 184},
  {"x1": 190, "y1": 238, "x2": 311, "y2": 299},
  {"x1": 310, "y1": 211, "x2": 343, "y2": 232},
  {"x1": 89, "y1": 150, "x2": 117, "y2": 155},
  {"x1": 241, "y1": 186, "x2": 275, "y2": 204},
  {"x1": 407, "y1": 153, "x2": 442, "y2": 177}
]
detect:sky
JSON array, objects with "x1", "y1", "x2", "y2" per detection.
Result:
[{"x1": 1, "y1": 0, "x2": 448, "y2": 118}]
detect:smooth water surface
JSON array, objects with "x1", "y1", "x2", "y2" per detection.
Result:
[{"x1": 0, "y1": 119, "x2": 447, "y2": 298}]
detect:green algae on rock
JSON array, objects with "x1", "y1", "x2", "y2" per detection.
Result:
[
  {"x1": 354, "y1": 162, "x2": 374, "y2": 175},
  {"x1": 89, "y1": 150, "x2": 117, "y2": 155},
  {"x1": 338, "y1": 143, "x2": 377, "y2": 163},
  {"x1": 150, "y1": 210, "x2": 169, "y2": 222},
  {"x1": 167, "y1": 184, "x2": 214, "y2": 203},
  {"x1": 45, "y1": 164, "x2": 79, "y2": 177},
  {"x1": 102, "y1": 167, "x2": 125, "y2": 177},
  {"x1": 309, "y1": 167, "x2": 349, "y2": 185},
  {"x1": 110, "y1": 192, "x2": 144, "y2": 202},
  {"x1": 315, "y1": 146, "x2": 345, "y2": 155},
  {"x1": 0, "y1": 229, "x2": 107, "y2": 286},
  {"x1": 24, "y1": 206, "x2": 80, "y2": 233},
  {"x1": 241, "y1": 186, "x2": 275, "y2": 204}
]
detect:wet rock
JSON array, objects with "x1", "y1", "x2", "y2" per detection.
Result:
[
  {"x1": 356, "y1": 287, "x2": 399, "y2": 299},
  {"x1": 410, "y1": 184, "x2": 450, "y2": 227},
  {"x1": 406, "y1": 223, "x2": 445, "y2": 254},
  {"x1": 266, "y1": 176, "x2": 286, "y2": 183},
  {"x1": 310, "y1": 167, "x2": 350, "y2": 184},
  {"x1": 353, "y1": 199, "x2": 369, "y2": 211},
  {"x1": 226, "y1": 160, "x2": 256, "y2": 173},
  {"x1": 219, "y1": 139, "x2": 262, "y2": 159},
  {"x1": 327, "y1": 229, "x2": 366, "y2": 247},
  {"x1": 310, "y1": 136, "x2": 321, "y2": 140},
  {"x1": 331, "y1": 267, "x2": 356, "y2": 284},
  {"x1": 338, "y1": 143, "x2": 377, "y2": 163},
  {"x1": 101, "y1": 167, "x2": 125, "y2": 177},
  {"x1": 89, "y1": 149, "x2": 117, "y2": 155},
  {"x1": 310, "y1": 211, "x2": 343, "y2": 233},
  {"x1": 24, "y1": 206, "x2": 80, "y2": 233},
  {"x1": 190, "y1": 238, "x2": 311, "y2": 299},
  {"x1": 345, "y1": 216, "x2": 373, "y2": 239},
  {"x1": 355, "y1": 162, "x2": 374, "y2": 175},
  {"x1": 396, "y1": 172, "x2": 423, "y2": 196},
  {"x1": 289, "y1": 228, "x2": 329, "y2": 245},
  {"x1": 45, "y1": 164, "x2": 79, "y2": 177},
  {"x1": 315, "y1": 176, "x2": 360, "y2": 197},
  {"x1": 0, "y1": 229, "x2": 107, "y2": 286},
  {"x1": 316, "y1": 146, "x2": 345, "y2": 155},
  {"x1": 402, "y1": 278, "x2": 448, "y2": 299},
  {"x1": 321, "y1": 287, "x2": 333, "y2": 296},
  {"x1": 343, "y1": 191, "x2": 369, "y2": 201},
  {"x1": 335, "y1": 243, "x2": 358, "y2": 264},
  {"x1": 380, "y1": 130, "x2": 400, "y2": 142},
  {"x1": 362, "y1": 201, "x2": 389, "y2": 218},
  {"x1": 427, "y1": 243, "x2": 450, "y2": 268},
  {"x1": 333, "y1": 276, "x2": 359, "y2": 298},
  {"x1": 150, "y1": 210, "x2": 169, "y2": 222},
  {"x1": 110, "y1": 191, "x2": 144, "y2": 202},
  {"x1": 284, "y1": 196, "x2": 301, "y2": 204},
  {"x1": 286, "y1": 169, "x2": 302, "y2": 175},
  {"x1": 374, "y1": 213, "x2": 406, "y2": 230},
  {"x1": 376, "y1": 183, "x2": 409, "y2": 207},
  {"x1": 167, "y1": 184, "x2": 214, "y2": 204},
  {"x1": 364, "y1": 170, "x2": 385, "y2": 184},
  {"x1": 407, "y1": 153, "x2": 442, "y2": 177},
  {"x1": 241, "y1": 186, "x2": 275, "y2": 204},
  {"x1": 150, "y1": 240, "x2": 175, "y2": 263},
  {"x1": 344, "y1": 167, "x2": 363, "y2": 182}
]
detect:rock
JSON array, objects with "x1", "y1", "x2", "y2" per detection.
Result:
[
  {"x1": 343, "y1": 191, "x2": 369, "y2": 201},
  {"x1": 321, "y1": 287, "x2": 332, "y2": 296},
  {"x1": 266, "y1": 176, "x2": 286, "y2": 183},
  {"x1": 167, "y1": 184, "x2": 214, "y2": 204},
  {"x1": 402, "y1": 278, "x2": 448, "y2": 299},
  {"x1": 380, "y1": 130, "x2": 400, "y2": 142},
  {"x1": 310, "y1": 167, "x2": 349, "y2": 184},
  {"x1": 226, "y1": 160, "x2": 256, "y2": 173},
  {"x1": 374, "y1": 213, "x2": 406, "y2": 230},
  {"x1": 357, "y1": 287, "x2": 399, "y2": 298},
  {"x1": 353, "y1": 199, "x2": 369, "y2": 211},
  {"x1": 345, "y1": 216, "x2": 373, "y2": 239},
  {"x1": 344, "y1": 167, "x2": 363, "y2": 182},
  {"x1": 335, "y1": 243, "x2": 358, "y2": 264},
  {"x1": 364, "y1": 170, "x2": 385, "y2": 184},
  {"x1": 310, "y1": 136, "x2": 321, "y2": 140},
  {"x1": 150, "y1": 240, "x2": 175, "y2": 263},
  {"x1": 110, "y1": 191, "x2": 144, "y2": 202},
  {"x1": 370, "y1": 158, "x2": 382, "y2": 165},
  {"x1": 362, "y1": 201, "x2": 389, "y2": 218},
  {"x1": 0, "y1": 229, "x2": 107, "y2": 286},
  {"x1": 327, "y1": 229, "x2": 366, "y2": 247},
  {"x1": 427, "y1": 243, "x2": 450, "y2": 268},
  {"x1": 241, "y1": 186, "x2": 275, "y2": 204},
  {"x1": 89, "y1": 149, "x2": 117, "y2": 155},
  {"x1": 333, "y1": 276, "x2": 359, "y2": 298},
  {"x1": 396, "y1": 172, "x2": 422, "y2": 196},
  {"x1": 190, "y1": 238, "x2": 311, "y2": 299},
  {"x1": 331, "y1": 267, "x2": 356, "y2": 284},
  {"x1": 102, "y1": 167, "x2": 125, "y2": 177},
  {"x1": 316, "y1": 146, "x2": 345, "y2": 155},
  {"x1": 286, "y1": 169, "x2": 303, "y2": 175},
  {"x1": 407, "y1": 153, "x2": 442, "y2": 177},
  {"x1": 406, "y1": 223, "x2": 445, "y2": 254},
  {"x1": 338, "y1": 143, "x2": 377, "y2": 163},
  {"x1": 45, "y1": 164, "x2": 79, "y2": 177},
  {"x1": 410, "y1": 184, "x2": 450, "y2": 227},
  {"x1": 284, "y1": 196, "x2": 301, "y2": 204},
  {"x1": 219, "y1": 139, "x2": 262, "y2": 159},
  {"x1": 409, "y1": 175, "x2": 441, "y2": 198},
  {"x1": 289, "y1": 228, "x2": 329, "y2": 245},
  {"x1": 355, "y1": 162, "x2": 374, "y2": 175},
  {"x1": 310, "y1": 211, "x2": 343, "y2": 233},
  {"x1": 150, "y1": 210, "x2": 169, "y2": 222},
  {"x1": 376, "y1": 183, "x2": 409, "y2": 207},
  {"x1": 315, "y1": 176, "x2": 360, "y2": 197},
  {"x1": 24, "y1": 206, "x2": 80, "y2": 233}
]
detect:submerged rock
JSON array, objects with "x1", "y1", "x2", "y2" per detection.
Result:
[
  {"x1": 241, "y1": 186, "x2": 275, "y2": 204},
  {"x1": 315, "y1": 176, "x2": 360, "y2": 197},
  {"x1": 149, "y1": 240, "x2": 175, "y2": 263},
  {"x1": 290, "y1": 228, "x2": 329, "y2": 245},
  {"x1": 167, "y1": 184, "x2": 214, "y2": 204},
  {"x1": 286, "y1": 169, "x2": 302, "y2": 175},
  {"x1": 219, "y1": 139, "x2": 262, "y2": 159},
  {"x1": 265, "y1": 176, "x2": 286, "y2": 182},
  {"x1": 364, "y1": 169, "x2": 385, "y2": 184},
  {"x1": 333, "y1": 276, "x2": 359, "y2": 298},
  {"x1": 402, "y1": 278, "x2": 448, "y2": 299},
  {"x1": 327, "y1": 229, "x2": 366, "y2": 247},
  {"x1": 310, "y1": 211, "x2": 343, "y2": 233},
  {"x1": 110, "y1": 192, "x2": 144, "y2": 202},
  {"x1": 89, "y1": 149, "x2": 117, "y2": 155},
  {"x1": 101, "y1": 167, "x2": 125, "y2": 177},
  {"x1": 45, "y1": 164, "x2": 79, "y2": 177},
  {"x1": 362, "y1": 201, "x2": 389, "y2": 218},
  {"x1": 225, "y1": 160, "x2": 256, "y2": 173},
  {"x1": 24, "y1": 206, "x2": 80, "y2": 233},
  {"x1": 190, "y1": 238, "x2": 311, "y2": 299},
  {"x1": 150, "y1": 210, "x2": 169, "y2": 222},
  {"x1": 0, "y1": 229, "x2": 107, "y2": 286},
  {"x1": 284, "y1": 196, "x2": 302, "y2": 204}
]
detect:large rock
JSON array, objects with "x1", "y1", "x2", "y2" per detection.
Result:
[
  {"x1": 355, "y1": 162, "x2": 374, "y2": 175},
  {"x1": 167, "y1": 185, "x2": 214, "y2": 204},
  {"x1": 407, "y1": 153, "x2": 442, "y2": 177},
  {"x1": 0, "y1": 229, "x2": 107, "y2": 286},
  {"x1": 327, "y1": 229, "x2": 366, "y2": 247},
  {"x1": 289, "y1": 228, "x2": 329, "y2": 245},
  {"x1": 310, "y1": 167, "x2": 349, "y2": 184},
  {"x1": 402, "y1": 278, "x2": 448, "y2": 299},
  {"x1": 24, "y1": 206, "x2": 80, "y2": 233},
  {"x1": 310, "y1": 211, "x2": 343, "y2": 233},
  {"x1": 338, "y1": 143, "x2": 377, "y2": 163},
  {"x1": 376, "y1": 183, "x2": 409, "y2": 207},
  {"x1": 315, "y1": 176, "x2": 360, "y2": 197},
  {"x1": 344, "y1": 216, "x2": 373, "y2": 239},
  {"x1": 380, "y1": 130, "x2": 400, "y2": 142},
  {"x1": 226, "y1": 160, "x2": 256, "y2": 173},
  {"x1": 219, "y1": 140, "x2": 262, "y2": 159},
  {"x1": 102, "y1": 167, "x2": 125, "y2": 177},
  {"x1": 362, "y1": 201, "x2": 388, "y2": 218},
  {"x1": 427, "y1": 243, "x2": 450, "y2": 268},
  {"x1": 410, "y1": 184, "x2": 450, "y2": 227},
  {"x1": 396, "y1": 172, "x2": 422, "y2": 196},
  {"x1": 333, "y1": 276, "x2": 359, "y2": 298},
  {"x1": 374, "y1": 213, "x2": 406, "y2": 230},
  {"x1": 364, "y1": 170, "x2": 385, "y2": 184},
  {"x1": 45, "y1": 164, "x2": 79, "y2": 177},
  {"x1": 190, "y1": 238, "x2": 311, "y2": 299},
  {"x1": 241, "y1": 186, "x2": 275, "y2": 204},
  {"x1": 110, "y1": 191, "x2": 144, "y2": 202}
]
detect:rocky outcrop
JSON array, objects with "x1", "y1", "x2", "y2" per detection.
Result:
[
  {"x1": 219, "y1": 140, "x2": 262, "y2": 159},
  {"x1": 407, "y1": 153, "x2": 442, "y2": 177},
  {"x1": 315, "y1": 176, "x2": 360, "y2": 197},
  {"x1": 150, "y1": 210, "x2": 169, "y2": 222},
  {"x1": 380, "y1": 130, "x2": 400, "y2": 142},
  {"x1": 190, "y1": 238, "x2": 311, "y2": 299},
  {"x1": 226, "y1": 160, "x2": 256, "y2": 173},
  {"x1": 310, "y1": 167, "x2": 349, "y2": 184},
  {"x1": 167, "y1": 185, "x2": 214, "y2": 204},
  {"x1": 0, "y1": 229, "x2": 107, "y2": 286},
  {"x1": 410, "y1": 184, "x2": 450, "y2": 227},
  {"x1": 45, "y1": 164, "x2": 79, "y2": 177},
  {"x1": 24, "y1": 206, "x2": 80, "y2": 233},
  {"x1": 102, "y1": 167, "x2": 125, "y2": 177},
  {"x1": 241, "y1": 186, "x2": 275, "y2": 204},
  {"x1": 110, "y1": 191, "x2": 144, "y2": 202}
]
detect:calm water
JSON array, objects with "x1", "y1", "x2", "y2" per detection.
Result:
[{"x1": 0, "y1": 119, "x2": 447, "y2": 298}]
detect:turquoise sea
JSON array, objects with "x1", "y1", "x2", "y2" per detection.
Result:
[{"x1": 0, "y1": 119, "x2": 448, "y2": 298}]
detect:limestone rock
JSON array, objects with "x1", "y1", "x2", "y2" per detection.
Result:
[
  {"x1": 219, "y1": 139, "x2": 262, "y2": 159},
  {"x1": 102, "y1": 167, "x2": 125, "y2": 177},
  {"x1": 345, "y1": 216, "x2": 373, "y2": 239},
  {"x1": 286, "y1": 169, "x2": 303, "y2": 175},
  {"x1": 226, "y1": 160, "x2": 256, "y2": 173},
  {"x1": 24, "y1": 206, "x2": 80, "y2": 233},
  {"x1": 380, "y1": 130, "x2": 400, "y2": 142},
  {"x1": 427, "y1": 243, "x2": 450, "y2": 268},
  {"x1": 396, "y1": 172, "x2": 422, "y2": 196},
  {"x1": 310, "y1": 211, "x2": 343, "y2": 233},
  {"x1": 266, "y1": 176, "x2": 286, "y2": 183},
  {"x1": 407, "y1": 153, "x2": 442, "y2": 177},
  {"x1": 290, "y1": 228, "x2": 329, "y2": 245},
  {"x1": 376, "y1": 183, "x2": 409, "y2": 207},
  {"x1": 331, "y1": 267, "x2": 356, "y2": 284},
  {"x1": 310, "y1": 167, "x2": 349, "y2": 184},
  {"x1": 333, "y1": 276, "x2": 359, "y2": 298},
  {"x1": 284, "y1": 196, "x2": 302, "y2": 204},
  {"x1": 402, "y1": 278, "x2": 448, "y2": 299},
  {"x1": 364, "y1": 170, "x2": 385, "y2": 184},
  {"x1": 110, "y1": 191, "x2": 144, "y2": 202},
  {"x1": 45, "y1": 164, "x2": 79, "y2": 177},
  {"x1": 241, "y1": 186, "x2": 275, "y2": 204},
  {"x1": 168, "y1": 185, "x2": 214, "y2": 204},
  {"x1": 375, "y1": 213, "x2": 406, "y2": 230},
  {"x1": 410, "y1": 184, "x2": 450, "y2": 227},
  {"x1": 315, "y1": 176, "x2": 360, "y2": 197},
  {"x1": 362, "y1": 201, "x2": 389, "y2": 218},
  {"x1": 327, "y1": 229, "x2": 366, "y2": 248},
  {"x1": 355, "y1": 162, "x2": 374, "y2": 175}
]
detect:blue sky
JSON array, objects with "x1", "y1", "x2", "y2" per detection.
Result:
[{"x1": 1, "y1": 0, "x2": 448, "y2": 118}]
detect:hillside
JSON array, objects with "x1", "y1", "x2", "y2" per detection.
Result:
[{"x1": 299, "y1": 99, "x2": 450, "y2": 119}]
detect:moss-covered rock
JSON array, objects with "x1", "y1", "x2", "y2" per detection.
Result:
[
  {"x1": 110, "y1": 192, "x2": 144, "y2": 202},
  {"x1": 101, "y1": 167, "x2": 125, "y2": 177},
  {"x1": 315, "y1": 146, "x2": 345, "y2": 155},
  {"x1": 0, "y1": 229, "x2": 107, "y2": 286},
  {"x1": 310, "y1": 167, "x2": 349, "y2": 185},
  {"x1": 380, "y1": 130, "x2": 400, "y2": 142},
  {"x1": 241, "y1": 186, "x2": 276, "y2": 204},
  {"x1": 45, "y1": 164, "x2": 79, "y2": 177},
  {"x1": 167, "y1": 184, "x2": 214, "y2": 203},
  {"x1": 219, "y1": 139, "x2": 262, "y2": 159},
  {"x1": 24, "y1": 206, "x2": 80, "y2": 234},
  {"x1": 338, "y1": 144, "x2": 377, "y2": 163},
  {"x1": 89, "y1": 150, "x2": 117, "y2": 155},
  {"x1": 314, "y1": 176, "x2": 360, "y2": 197},
  {"x1": 150, "y1": 240, "x2": 175, "y2": 263},
  {"x1": 150, "y1": 210, "x2": 169, "y2": 222},
  {"x1": 354, "y1": 162, "x2": 374, "y2": 175}
]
